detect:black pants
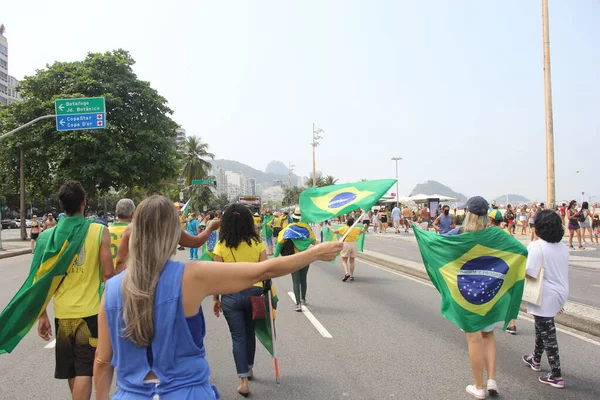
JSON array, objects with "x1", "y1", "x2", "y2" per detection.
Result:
[
  {"x1": 533, "y1": 315, "x2": 562, "y2": 378},
  {"x1": 291, "y1": 266, "x2": 310, "y2": 305}
]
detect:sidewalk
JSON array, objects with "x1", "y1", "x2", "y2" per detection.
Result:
[
  {"x1": 357, "y1": 247, "x2": 600, "y2": 338},
  {"x1": 0, "y1": 239, "x2": 32, "y2": 260}
]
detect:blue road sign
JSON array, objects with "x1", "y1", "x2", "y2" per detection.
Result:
[{"x1": 56, "y1": 113, "x2": 106, "y2": 132}]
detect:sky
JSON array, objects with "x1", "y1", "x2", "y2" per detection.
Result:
[{"x1": 3, "y1": 0, "x2": 599, "y2": 202}]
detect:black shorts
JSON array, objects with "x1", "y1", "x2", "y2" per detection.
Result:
[
  {"x1": 362, "y1": 219, "x2": 370, "y2": 225},
  {"x1": 31, "y1": 232, "x2": 39, "y2": 240},
  {"x1": 273, "y1": 227, "x2": 282, "y2": 238},
  {"x1": 54, "y1": 315, "x2": 98, "y2": 379}
]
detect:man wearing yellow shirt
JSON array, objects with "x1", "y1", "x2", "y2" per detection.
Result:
[
  {"x1": 272, "y1": 212, "x2": 284, "y2": 240},
  {"x1": 332, "y1": 217, "x2": 368, "y2": 282},
  {"x1": 109, "y1": 198, "x2": 135, "y2": 273},
  {"x1": 36, "y1": 181, "x2": 115, "y2": 400}
]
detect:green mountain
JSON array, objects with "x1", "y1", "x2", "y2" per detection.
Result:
[{"x1": 211, "y1": 159, "x2": 298, "y2": 186}]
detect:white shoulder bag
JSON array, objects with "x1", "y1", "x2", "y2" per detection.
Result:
[{"x1": 522, "y1": 243, "x2": 545, "y2": 306}]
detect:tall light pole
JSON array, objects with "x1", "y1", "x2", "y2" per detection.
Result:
[
  {"x1": 391, "y1": 157, "x2": 402, "y2": 208},
  {"x1": 542, "y1": 0, "x2": 556, "y2": 209},
  {"x1": 287, "y1": 161, "x2": 295, "y2": 207},
  {"x1": 311, "y1": 123, "x2": 323, "y2": 186}
]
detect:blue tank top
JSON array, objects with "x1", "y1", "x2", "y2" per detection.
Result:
[
  {"x1": 104, "y1": 260, "x2": 219, "y2": 399},
  {"x1": 438, "y1": 214, "x2": 453, "y2": 234}
]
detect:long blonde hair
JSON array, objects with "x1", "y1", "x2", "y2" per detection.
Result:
[
  {"x1": 462, "y1": 211, "x2": 490, "y2": 233},
  {"x1": 121, "y1": 195, "x2": 180, "y2": 346}
]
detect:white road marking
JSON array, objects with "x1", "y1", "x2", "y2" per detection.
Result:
[
  {"x1": 357, "y1": 259, "x2": 600, "y2": 347},
  {"x1": 592, "y1": 284, "x2": 600, "y2": 288},
  {"x1": 44, "y1": 339, "x2": 56, "y2": 349},
  {"x1": 287, "y1": 292, "x2": 332, "y2": 338}
]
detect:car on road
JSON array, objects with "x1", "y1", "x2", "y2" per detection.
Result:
[{"x1": 1, "y1": 219, "x2": 19, "y2": 229}]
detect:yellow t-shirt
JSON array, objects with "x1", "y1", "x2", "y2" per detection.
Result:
[
  {"x1": 253, "y1": 216, "x2": 261, "y2": 226},
  {"x1": 213, "y1": 239, "x2": 266, "y2": 287},
  {"x1": 108, "y1": 222, "x2": 129, "y2": 265},
  {"x1": 338, "y1": 226, "x2": 362, "y2": 242},
  {"x1": 273, "y1": 216, "x2": 283, "y2": 228},
  {"x1": 54, "y1": 223, "x2": 105, "y2": 319}
]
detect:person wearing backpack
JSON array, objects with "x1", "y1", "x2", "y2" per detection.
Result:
[{"x1": 567, "y1": 200, "x2": 584, "y2": 250}]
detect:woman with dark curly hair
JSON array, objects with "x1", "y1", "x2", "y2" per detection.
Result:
[
  {"x1": 522, "y1": 210, "x2": 569, "y2": 389},
  {"x1": 566, "y1": 200, "x2": 584, "y2": 249},
  {"x1": 212, "y1": 204, "x2": 268, "y2": 397}
]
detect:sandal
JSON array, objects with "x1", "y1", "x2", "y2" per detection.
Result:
[
  {"x1": 349, "y1": 277, "x2": 354, "y2": 281},
  {"x1": 342, "y1": 274, "x2": 350, "y2": 282},
  {"x1": 294, "y1": 305, "x2": 302, "y2": 312}
]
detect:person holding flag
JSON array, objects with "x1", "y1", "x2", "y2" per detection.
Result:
[
  {"x1": 414, "y1": 196, "x2": 527, "y2": 399},
  {"x1": 261, "y1": 210, "x2": 275, "y2": 256},
  {"x1": 93, "y1": 196, "x2": 343, "y2": 399},
  {"x1": 331, "y1": 217, "x2": 368, "y2": 282},
  {"x1": 0, "y1": 180, "x2": 116, "y2": 400},
  {"x1": 274, "y1": 207, "x2": 316, "y2": 311}
]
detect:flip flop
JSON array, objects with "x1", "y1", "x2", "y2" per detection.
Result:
[
  {"x1": 349, "y1": 277, "x2": 354, "y2": 281},
  {"x1": 342, "y1": 274, "x2": 350, "y2": 282}
]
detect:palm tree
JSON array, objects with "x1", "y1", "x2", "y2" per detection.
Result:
[
  {"x1": 305, "y1": 177, "x2": 325, "y2": 188},
  {"x1": 283, "y1": 186, "x2": 304, "y2": 206},
  {"x1": 180, "y1": 136, "x2": 215, "y2": 186},
  {"x1": 322, "y1": 175, "x2": 338, "y2": 186}
]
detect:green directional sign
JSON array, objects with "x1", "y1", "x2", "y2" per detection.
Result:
[
  {"x1": 192, "y1": 179, "x2": 214, "y2": 185},
  {"x1": 55, "y1": 97, "x2": 105, "y2": 115}
]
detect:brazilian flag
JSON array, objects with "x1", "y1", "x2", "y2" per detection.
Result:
[
  {"x1": 0, "y1": 217, "x2": 91, "y2": 354},
  {"x1": 255, "y1": 280, "x2": 279, "y2": 356},
  {"x1": 299, "y1": 179, "x2": 396, "y2": 223},
  {"x1": 322, "y1": 225, "x2": 365, "y2": 251},
  {"x1": 261, "y1": 214, "x2": 274, "y2": 238},
  {"x1": 414, "y1": 226, "x2": 527, "y2": 332},
  {"x1": 273, "y1": 222, "x2": 315, "y2": 257},
  {"x1": 200, "y1": 229, "x2": 219, "y2": 261}
]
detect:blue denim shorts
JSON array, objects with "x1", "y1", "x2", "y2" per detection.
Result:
[{"x1": 265, "y1": 236, "x2": 273, "y2": 246}]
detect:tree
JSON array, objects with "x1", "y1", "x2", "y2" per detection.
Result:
[
  {"x1": 323, "y1": 175, "x2": 338, "y2": 186},
  {"x1": 0, "y1": 49, "x2": 180, "y2": 201},
  {"x1": 208, "y1": 194, "x2": 230, "y2": 211},
  {"x1": 305, "y1": 177, "x2": 325, "y2": 188},
  {"x1": 179, "y1": 136, "x2": 214, "y2": 186},
  {"x1": 283, "y1": 186, "x2": 304, "y2": 206}
]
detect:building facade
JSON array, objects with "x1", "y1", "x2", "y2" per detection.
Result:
[{"x1": 0, "y1": 25, "x2": 10, "y2": 105}]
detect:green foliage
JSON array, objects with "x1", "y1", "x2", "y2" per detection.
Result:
[
  {"x1": 283, "y1": 186, "x2": 304, "y2": 206},
  {"x1": 304, "y1": 175, "x2": 337, "y2": 188},
  {"x1": 179, "y1": 136, "x2": 214, "y2": 186},
  {"x1": 322, "y1": 175, "x2": 338, "y2": 186},
  {"x1": 207, "y1": 194, "x2": 230, "y2": 211},
  {"x1": 0, "y1": 49, "x2": 179, "y2": 201}
]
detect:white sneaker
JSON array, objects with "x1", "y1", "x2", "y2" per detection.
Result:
[
  {"x1": 466, "y1": 385, "x2": 486, "y2": 399},
  {"x1": 487, "y1": 379, "x2": 499, "y2": 395}
]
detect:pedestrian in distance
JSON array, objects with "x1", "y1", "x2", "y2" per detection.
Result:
[
  {"x1": 578, "y1": 201, "x2": 594, "y2": 245},
  {"x1": 460, "y1": 197, "x2": 500, "y2": 399},
  {"x1": 212, "y1": 204, "x2": 269, "y2": 397},
  {"x1": 505, "y1": 204, "x2": 516, "y2": 236},
  {"x1": 379, "y1": 207, "x2": 388, "y2": 233},
  {"x1": 36, "y1": 181, "x2": 116, "y2": 400},
  {"x1": 93, "y1": 195, "x2": 342, "y2": 400},
  {"x1": 566, "y1": 200, "x2": 584, "y2": 250},
  {"x1": 95, "y1": 211, "x2": 108, "y2": 227},
  {"x1": 528, "y1": 204, "x2": 538, "y2": 241},
  {"x1": 522, "y1": 210, "x2": 569, "y2": 389},
  {"x1": 391, "y1": 204, "x2": 401, "y2": 234},
  {"x1": 333, "y1": 217, "x2": 368, "y2": 282},
  {"x1": 43, "y1": 212, "x2": 57, "y2": 230},
  {"x1": 187, "y1": 213, "x2": 200, "y2": 260},
  {"x1": 402, "y1": 206, "x2": 412, "y2": 233},
  {"x1": 433, "y1": 205, "x2": 455, "y2": 235},
  {"x1": 30, "y1": 215, "x2": 41, "y2": 253},
  {"x1": 371, "y1": 210, "x2": 379, "y2": 233},
  {"x1": 592, "y1": 214, "x2": 600, "y2": 245},
  {"x1": 519, "y1": 205, "x2": 528, "y2": 235}
]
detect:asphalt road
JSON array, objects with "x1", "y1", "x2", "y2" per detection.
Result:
[
  {"x1": 1, "y1": 251, "x2": 599, "y2": 399},
  {"x1": 364, "y1": 232, "x2": 600, "y2": 309}
]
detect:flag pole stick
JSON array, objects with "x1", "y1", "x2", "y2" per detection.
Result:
[
  {"x1": 339, "y1": 211, "x2": 367, "y2": 242},
  {"x1": 267, "y1": 285, "x2": 280, "y2": 384}
]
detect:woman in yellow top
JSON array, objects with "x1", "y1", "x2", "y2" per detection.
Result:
[
  {"x1": 333, "y1": 217, "x2": 368, "y2": 282},
  {"x1": 212, "y1": 204, "x2": 267, "y2": 397}
]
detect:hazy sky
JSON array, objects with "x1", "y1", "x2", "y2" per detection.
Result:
[{"x1": 4, "y1": 1, "x2": 599, "y2": 202}]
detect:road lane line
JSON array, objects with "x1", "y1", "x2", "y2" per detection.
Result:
[
  {"x1": 357, "y1": 259, "x2": 600, "y2": 347},
  {"x1": 286, "y1": 292, "x2": 332, "y2": 338},
  {"x1": 44, "y1": 339, "x2": 56, "y2": 349}
]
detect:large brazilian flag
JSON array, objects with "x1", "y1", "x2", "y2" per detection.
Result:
[
  {"x1": 261, "y1": 214, "x2": 274, "y2": 238},
  {"x1": 199, "y1": 228, "x2": 219, "y2": 261},
  {"x1": 322, "y1": 225, "x2": 365, "y2": 252},
  {"x1": 414, "y1": 226, "x2": 527, "y2": 332},
  {"x1": 299, "y1": 179, "x2": 396, "y2": 223},
  {"x1": 273, "y1": 222, "x2": 315, "y2": 258},
  {"x1": 0, "y1": 217, "x2": 91, "y2": 354}
]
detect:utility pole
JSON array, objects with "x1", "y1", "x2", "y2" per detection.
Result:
[
  {"x1": 391, "y1": 157, "x2": 402, "y2": 208},
  {"x1": 287, "y1": 162, "x2": 295, "y2": 207},
  {"x1": 311, "y1": 123, "x2": 323, "y2": 186},
  {"x1": 542, "y1": 0, "x2": 556, "y2": 209},
  {"x1": 19, "y1": 149, "x2": 26, "y2": 240}
]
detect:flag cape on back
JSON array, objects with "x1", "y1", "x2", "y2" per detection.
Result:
[
  {"x1": 414, "y1": 226, "x2": 527, "y2": 332},
  {"x1": 255, "y1": 280, "x2": 278, "y2": 356},
  {"x1": 0, "y1": 217, "x2": 91, "y2": 354},
  {"x1": 299, "y1": 179, "x2": 396, "y2": 223},
  {"x1": 273, "y1": 222, "x2": 315, "y2": 258},
  {"x1": 200, "y1": 227, "x2": 219, "y2": 261},
  {"x1": 261, "y1": 214, "x2": 274, "y2": 238}
]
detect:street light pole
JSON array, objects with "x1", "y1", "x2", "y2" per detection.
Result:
[
  {"x1": 542, "y1": 0, "x2": 556, "y2": 209},
  {"x1": 391, "y1": 157, "x2": 402, "y2": 208},
  {"x1": 311, "y1": 123, "x2": 323, "y2": 187}
]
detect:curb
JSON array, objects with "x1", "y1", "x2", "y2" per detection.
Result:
[
  {"x1": 0, "y1": 249, "x2": 31, "y2": 260},
  {"x1": 356, "y1": 252, "x2": 600, "y2": 338}
]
